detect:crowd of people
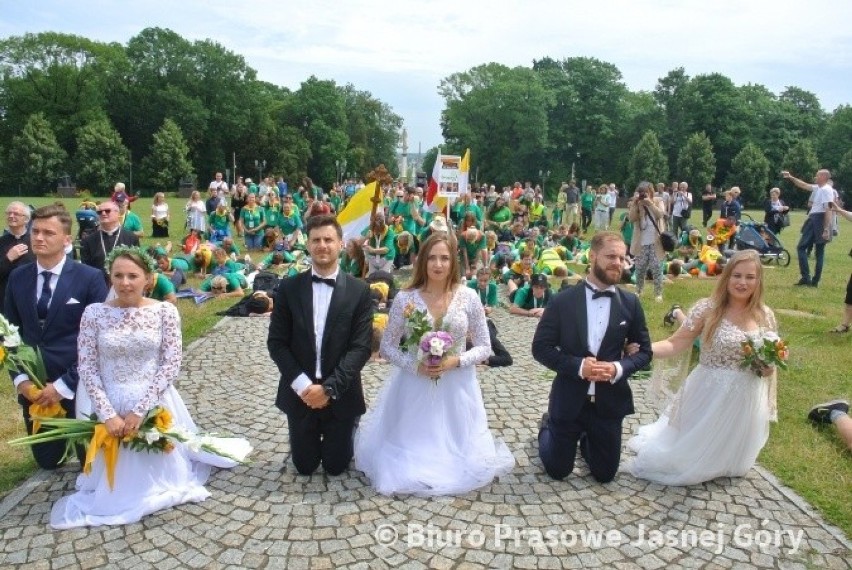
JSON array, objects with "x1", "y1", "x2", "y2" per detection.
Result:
[{"x1": 0, "y1": 165, "x2": 848, "y2": 529}]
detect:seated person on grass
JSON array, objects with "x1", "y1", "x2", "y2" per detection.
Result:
[
  {"x1": 208, "y1": 203, "x2": 233, "y2": 244},
  {"x1": 467, "y1": 267, "x2": 499, "y2": 316},
  {"x1": 509, "y1": 273, "x2": 552, "y2": 318}
]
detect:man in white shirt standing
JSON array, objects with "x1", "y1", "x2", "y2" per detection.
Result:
[
  {"x1": 671, "y1": 181, "x2": 693, "y2": 237},
  {"x1": 783, "y1": 168, "x2": 834, "y2": 287}
]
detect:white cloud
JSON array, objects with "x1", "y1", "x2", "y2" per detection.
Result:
[{"x1": 3, "y1": 0, "x2": 851, "y2": 148}]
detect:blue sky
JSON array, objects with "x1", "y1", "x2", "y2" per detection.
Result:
[{"x1": 2, "y1": 0, "x2": 850, "y2": 152}]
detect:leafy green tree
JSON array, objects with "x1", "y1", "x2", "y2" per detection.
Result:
[
  {"x1": 342, "y1": 85, "x2": 402, "y2": 180},
  {"x1": 5, "y1": 113, "x2": 67, "y2": 195},
  {"x1": 681, "y1": 73, "x2": 750, "y2": 185},
  {"x1": 532, "y1": 57, "x2": 627, "y2": 184},
  {"x1": 626, "y1": 131, "x2": 668, "y2": 191},
  {"x1": 0, "y1": 32, "x2": 125, "y2": 155},
  {"x1": 139, "y1": 118, "x2": 194, "y2": 192},
  {"x1": 780, "y1": 139, "x2": 819, "y2": 209},
  {"x1": 653, "y1": 67, "x2": 691, "y2": 168},
  {"x1": 676, "y1": 132, "x2": 716, "y2": 192},
  {"x1": 727, "y1": 143, "x2": 769, "y2": 206},
  {"x1": 74, "y1": 117, "x2": 129, "y2": 193},
  {"x1": 818, "y1": 105, "x2": 852, "y2": 173},
  {"x1": 280, "y1": 76, "x2": 351, "y2": 187},
  {"x1": 834, "y1": 149, "x2": 852, "y2": 196},
  {"x1": 441, "y1": 63, "x2": 550, "y2": 185}
]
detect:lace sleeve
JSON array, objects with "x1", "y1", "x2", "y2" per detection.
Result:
[
  {"x1": 380, "y1": 290, "x2": 418, "y2": 371},
  {"x1": 764, "y1": 306, "x2": 778, "y2": 332},
  {"x1": 131, "y1": 304, "x2": 183, "y2": 416},
  {"x1": 78, "y1": 305, "x2": 117, "y2": 421},
  {"x1": 459, "y1": 288, "x2": 491, "y2": 367},
  {"x1": 681, "y1": 298, "x2": 713, "y2": 333}
]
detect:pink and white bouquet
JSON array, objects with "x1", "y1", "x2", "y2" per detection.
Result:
[{"x1": 419, "y1": 330, "x2": 454, "y2": 385}]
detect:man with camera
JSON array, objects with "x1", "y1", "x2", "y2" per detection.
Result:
[
  {"x1": 628, "y1": 182, "x2": 667, "y2": 302},
  {"x1": 671, "y1": 182, "x2": 693, "y2": 238}
]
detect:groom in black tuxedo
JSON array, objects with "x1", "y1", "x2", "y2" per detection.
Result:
[
  {"x1": 532, "y1": 231, "x2": 652, "y2": 483},
  {"x1": 267, "y1": 214, "x2": 373, "y2": 475}
]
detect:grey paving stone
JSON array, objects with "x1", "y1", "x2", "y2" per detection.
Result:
[{"x1": 0, "y1": 309, "x2": 848, "y2": 569}]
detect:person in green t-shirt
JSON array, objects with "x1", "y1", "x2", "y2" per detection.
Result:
[
  {"x1": 619, "y1": 211, "x2": 634, "y2": 248},
  {"x1": 363, "y1": 215, "x2": 396, "y2": 275},
  {"x1": 208, "y1": 203, "x2": 234, "y2": 244},
  {"x1": 241, "y1": 194, "x2": 266, "y2": 250},
  {"x1": 210, "y1": 247, "x2": 243, "y2": 276},
  {"x1": 200, "y1": 273, "x2": 246, "y2": 297},
  {"x1": 453, "y1": 194, "x2": 483, "y2": 228},
  {"x1": 580, "y1": 186, "x2": 595, "y2": 232},
  {"x1": 220, "y1": 236, "x2": 241, "y2": 257},
  {"x1": 119, "y1": 200, "x2": 144, "y2": 238},
  {"x1": 509, "y1": 273, "x2": 552, "y2": 318},
  {"x1": 279, "y1": 200, "x2": 304, "y2": 245},
  {"x1": 461, "y1": 227, "x2": 488, "y2": 279},
  {"x1": 145, "y1": 272, "x2": 177, "y2": 304},
  {"x1": 486, "y1": 197, "x2": 513, "y2": 234},
  {"x1": 467, "y1": 267, "x2": 498, "y2": 316}
]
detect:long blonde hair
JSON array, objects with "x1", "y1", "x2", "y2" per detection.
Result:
[{"x1": 701, "y1": 250, "x2": 767, "y2": 344}]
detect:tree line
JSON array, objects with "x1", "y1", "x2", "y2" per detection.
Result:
[
  {"x1": 435, "y1": 57, "x2": 852, "y2": 208},
  {"x1": 0, "y1": 28, "x2": 402, "y2": 196}
]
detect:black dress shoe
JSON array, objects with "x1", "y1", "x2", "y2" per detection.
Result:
[{"x1": 794, "y1": 279, "x2": 812, "y2": 286}]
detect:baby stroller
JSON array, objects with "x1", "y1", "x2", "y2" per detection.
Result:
[{"x1": 734, "y1": 216, "x2": 790, "y2": 266}]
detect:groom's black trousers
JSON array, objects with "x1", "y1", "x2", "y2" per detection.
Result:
[
  {"x1": 286, "y1": 409, "x2": 358, "y2": 475},
  {"x1": 539, "y1": 399, "x2": 623, "y2": 483}
]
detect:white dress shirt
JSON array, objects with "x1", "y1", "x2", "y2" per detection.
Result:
[
  {"x1": 14, "y1": 257, "x2": 74, "y2": 399},
  {"x1": 290, "y1": 269, "x2": 339, "y2": 395},
  {"x1": 580, "y1": 281, "x2": 624, "y2": 396}
]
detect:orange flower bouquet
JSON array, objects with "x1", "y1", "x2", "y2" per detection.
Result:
[{"x1": 741, "y1": 332, "x2": 789, "y2": 376}]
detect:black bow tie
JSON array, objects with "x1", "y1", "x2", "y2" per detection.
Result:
[
  {"x1": 311, "y1": 275, "x2": 336, "y2": 287},
  {"x1": 585, "y1": 282, "x2": 615, "y2": 299}
]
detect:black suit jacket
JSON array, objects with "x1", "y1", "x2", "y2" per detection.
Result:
[
  {"x1": 79, "y1": 228, "x2": 140, "y2": 274},
  {"x1": 0, "y1": 231, "x2": 35, "y2": 308},
  {"x1": 5, "y1": 260, "x2": 109, "y2": 403},
  {"x1": 532, "y1": 281, "x2": 652, "y2": 420},
  {"x1": 267, "y1": 270, "x2": 373, "y2": 419}
]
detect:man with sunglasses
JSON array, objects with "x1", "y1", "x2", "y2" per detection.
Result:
[{"x1": 79, "y1": 198, "x2": 140, "y2": 279}]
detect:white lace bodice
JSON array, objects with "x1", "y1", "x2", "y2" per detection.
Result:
[
  {"x1": 682, "y1": 298, "x2": 778, "y2": 370},
  {"x1": 78, "y1": 302, "x2": 183, "y2": 420},
  {"x1": 380, "y1": 286, "x2": 491, "y2": 372}
]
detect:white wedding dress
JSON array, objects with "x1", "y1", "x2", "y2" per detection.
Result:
[
  {"x1": 355, "y1": 287, "x2": 515, "y2": 496},
  {"x1": 50, "y1": 302, "x2": 251, "y2": 529},
  {"x1": 627, "y1": 299, "x2": 777, "y2": 486}
]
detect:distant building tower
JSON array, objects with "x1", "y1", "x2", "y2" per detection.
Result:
[{"x1": 399, "y1": 127, "x2": 409, "y2": 182}]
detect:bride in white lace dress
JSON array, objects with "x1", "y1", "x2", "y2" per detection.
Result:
[
  {"x1": 51, "y1": 248, "x2": 250, "y2": 529},
  {"x1": 355, "y1": 234, "x2": 514, "y2": 496},
  {"x1": 627, "y1": 250, "x2": 779, "y2": 486}
]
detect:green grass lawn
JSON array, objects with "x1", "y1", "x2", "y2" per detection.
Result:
[{"x1": 0, "y1": 195, "x2": 849, "y2": 538}]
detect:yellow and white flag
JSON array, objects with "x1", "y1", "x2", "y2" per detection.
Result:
[
  {"x1": 458, "y1": 148, "x2": 471, "y2": 196},
  {"x1": 337, "y1": 181, "x2": 380, "y2": 242}
]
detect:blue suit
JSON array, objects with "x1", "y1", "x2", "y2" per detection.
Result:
[{"x1": 5, "y1": 259, "x2": 108, "y2": 468}]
